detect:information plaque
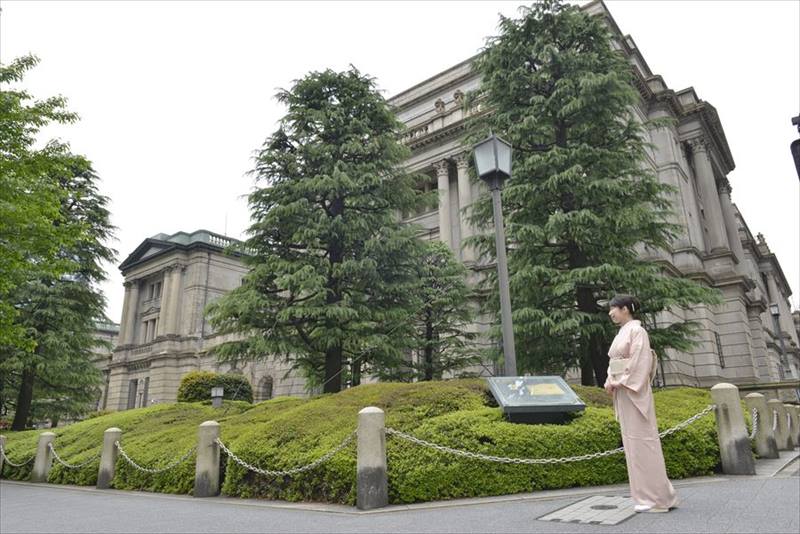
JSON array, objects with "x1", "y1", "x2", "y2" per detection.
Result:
[{"x1": 486, "y1": 376, "x2": 586, "y2": 424}]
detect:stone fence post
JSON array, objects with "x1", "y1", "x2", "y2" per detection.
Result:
[
  {"x1": 31, "y1": 432, "x2": 56, "y2": 483},
  {"x1": 194, "y1": 421, "x2": 220, "y2": 498},
  {"x1": 0, "y1": 435, "x2": 6, "y2": 474},
  {"x1": 743, "y1": 393, "x2": 778, "y2": 459},
  {"x1": 97, "y1": 427, "x2": 122, "y2": 489},
  {"x1": 357, "y1": 407, "x2": 387, "y2": 510},
  {"x1": 710, "y1": 383, "x2": 755, "y2": 475},
  {"x1": 791, "y1": 406, "x2": 800, "y2": 446},
  {"x1": 767, "y1": 399, "x2": 792, "y2": 450}
]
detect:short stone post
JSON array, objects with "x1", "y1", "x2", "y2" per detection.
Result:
[
  {"x1": 357, "y1": 407, "x2": 388, "y2": 510},
  {"x1": 767, "y1": 399, "x2": 791, "y2": 450},
  {"x1": 31, "y1": 432, "x2": 56, "y2": 483},
  {"x1": 792, "y1": 406, "x2": 800, "y2": 446},
  {"x1": 784, "y1": 404, "x2": 798, "y2": 448},
  {"x1": 0, "y1": 435, "x2": 6, "y2": 474},
  {"x1": 710, "y1": 383, "x2": 755, "y2": 475},
  {"x1": 194, "y1": 421, "x2": 220, "y2": 498},
  {"x1": 97, "y1": 428, "x2": 122, "y2": 489},
  {"x1": 744, "y1": 393, "x2": 779, "y2": 459}
]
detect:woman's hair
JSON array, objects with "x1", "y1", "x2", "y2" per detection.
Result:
[{"x1": 608, "y1": 294, "x2": 640, "y2": 315}]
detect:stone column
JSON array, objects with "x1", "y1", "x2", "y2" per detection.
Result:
[
  {"x1": 455, "y1": 153, "x2": 475, "y2": 263},
  {"x1": 688, "y1": 138, "x2": 729, "y2": 253},
  {"x1": 709, "y1": 383, "x2": 755, "y2": 475},
  {"x1": 121, "y1": 281, "x2": 140, "y2": 345},
  {"x1": 0, "y1": 435, "x2": 5, "y2": 474},
  {"x1": 166, "y1": 265, "x2": 183, "y2": 335},
  {"x1": 434, "y1": 160, "x2": 452, "y2": 250},
  {"x1": 194, "y1": 421, "x2": 220, "y2": 497},
  {"x1": 97, "y1": 427, "x2": 122, "y2": 489},
  {"x1": 156, "y1": 268, "x2": 173, "y2": 338},
  {"x1": 357, "y1": 407, "x2": 387, "y2": 510},
  {"x1": 767, "y1": 399, "x2": 792, "y2": 451},
  {"x1": 31, "y1": 432, "x2": 56, "y2": 482},
  {"x1": 790, "y1": 406, "x2": 800, "y2": 446},
  {"x1": 743, "y1": 393, "x2": 778, "y2": 459},
  {"x1": 717, "y1": 180, "x2": 746, "y2": 264},
  {"x1": 784, "y1": 404, "x2": 798, "y2": 448}
]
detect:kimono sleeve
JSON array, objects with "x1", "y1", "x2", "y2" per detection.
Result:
[{"x1": 614, "y1": 327, "x2": 653, "y2": 394}]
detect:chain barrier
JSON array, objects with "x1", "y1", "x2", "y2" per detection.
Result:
[
  {"x1": 749, "y1": 408, "x2": 759, "y2": 440},
  {"x1": 115, "y1": 441, "x2": 196, "y2": 474},
  {"x1": 773, "y1": 410, "x2": 778, "y2": 432},
  {"x1": 0, "y1": 444, "x2": 35, "y2": 468},
  {"x1": 386, "y1": 405, "x2": 716, "y2": 465},
  {"x1": 48, "y1": 443, "x2": 100, "y2": 470},
  {"x1": 216, "y1": 431, "x2": 356, "y2": 477}
]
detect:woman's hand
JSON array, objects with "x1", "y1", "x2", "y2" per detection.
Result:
[{"x1": 605, "y1": 382, "x2": 616, "y2": 396}]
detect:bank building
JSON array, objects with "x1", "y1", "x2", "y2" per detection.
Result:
[{"x1": 99, "y1": 0, "x2": 800, "y2": 411}]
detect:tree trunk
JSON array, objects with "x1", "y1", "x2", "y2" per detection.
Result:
[
  {"x1": 323, "y1": 197, "x2": 345, "y2": 394},
  {"x1": 580, "y1": 356, "x2": 595, "y2": 386},
  {"x1": 323, "y1": 345, "x2": 343, "y2": 393},
  {"x1": 423, "y1": 313, "x2": 434, "y2": 381},
  {"x1": 350, "y1": 358, "x2": 361, "y2": 387},
  {"x1": 11, "y1": 367, "x2": 35, "y2": 431}
]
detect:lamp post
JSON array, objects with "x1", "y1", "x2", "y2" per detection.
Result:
[
  {"x1": 769, "y1": 303, "x2": 787, "y2": 380},
  {"x1": 473, "y1": 133, "x2": 517, "y2": 376}
]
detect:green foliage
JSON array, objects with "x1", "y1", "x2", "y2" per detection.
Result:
[
  {"x1": 176, "y1": 371, "x2": 254, "y2": 403},
  {"x1": 465, "y1": 1, "x2": 721, "y2": 383},
  {"x1": 2, "y1": 381, "x2": 720, "y2": 504},
  {"x1": 0, "y1": 55, "x2": 117, "y2": 429},
  {"x1": 206, "y1": 67, "x2": 431, "y2": 393}
]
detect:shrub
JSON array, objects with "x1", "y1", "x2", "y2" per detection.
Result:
[{"x1": 176, "y1": 371, "x2": 253, "y2": 403}]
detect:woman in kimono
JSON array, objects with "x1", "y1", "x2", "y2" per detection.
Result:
[{"x1": 604, "y1": 294, "x2": 678, "y2": 513}]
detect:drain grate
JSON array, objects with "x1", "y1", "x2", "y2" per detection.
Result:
[{"x1": 538, "y1": 495, "x2": 636, "y2": 525}]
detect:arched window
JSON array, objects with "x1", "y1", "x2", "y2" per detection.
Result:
[{"x1": 257, "y1": 375, "x2": 274, "y2": 402}]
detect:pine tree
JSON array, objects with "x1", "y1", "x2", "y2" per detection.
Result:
[
  {"x1": 206, "y1": 68, "x2": 427, "y2": 393},
  {"x1": 467, "y1": 0, "x2": 720, "y2": 385}
]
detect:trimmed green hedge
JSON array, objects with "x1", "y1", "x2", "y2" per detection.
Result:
[
  {"x1": 1, "y1": 380, "x2": 725, "y2": 505},
  {"x1": 177, "y1": 371, "x2": 253, "y2": 403}
]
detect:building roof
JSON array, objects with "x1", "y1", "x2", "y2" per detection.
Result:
[{"x1": 119, "y1": 229, "x2": 245, "y2": 273}]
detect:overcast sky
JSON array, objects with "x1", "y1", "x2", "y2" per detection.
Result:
[{"x1": 2, "y1": 0, "x2": 798, "y2": 321}]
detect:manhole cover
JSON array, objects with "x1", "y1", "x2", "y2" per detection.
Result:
[{"x1": 538, "y1": 495, "x2": 636, "y2": 525}]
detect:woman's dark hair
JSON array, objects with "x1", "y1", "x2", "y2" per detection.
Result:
[{"x1": 608, "y1": 294, "x2": 640, "y2": 315}]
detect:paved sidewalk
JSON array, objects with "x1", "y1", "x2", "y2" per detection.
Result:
[{"x1": 1, "y1": 451, "x2": 797, "y2": 533}]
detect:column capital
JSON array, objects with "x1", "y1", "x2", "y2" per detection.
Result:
[
  {"x1": 685, "y1": 136, "x2": 709, "y2": 153},
  {"x1": 718, "y1": 178, "x2": 732, "y2": 195},
  {"x1": 432, "y1": 159, "x2": 449, "y2": 175},
  {"x1": 454, "y1": 152, "x2": 470, "y2": 170}
]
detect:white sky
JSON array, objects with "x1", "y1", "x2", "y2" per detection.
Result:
[{"x1": 1, "y1": 0, "x2": 798, "y2": 322}]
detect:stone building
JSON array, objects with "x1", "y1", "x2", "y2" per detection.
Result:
[
  {"x1": 92, "y1": 319, "x2": 119, "y2": 411},
  {"x1": 103, "y1": 1, "x2": 798, "y2": 409},
  {"x1": 386, "y1": 0, "x2": 800, "y2": 389},
  {"x1": 104, "y1": 230, "x2": 306, "y2": 411}
]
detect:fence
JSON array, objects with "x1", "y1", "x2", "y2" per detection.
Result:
[{"x1": 1, "y1": 383, "x2": 798, "y2": 510}]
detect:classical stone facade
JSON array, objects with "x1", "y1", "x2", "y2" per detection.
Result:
[
  {"x1": 104, "y1": 230, "x2": 306, "y2": 411},
  {"x1": 92, "y1": 320, "x2": 119, "y2": 411},
  {"x1": 387, "y1": 0, "x2": 800, "y2": 389}
]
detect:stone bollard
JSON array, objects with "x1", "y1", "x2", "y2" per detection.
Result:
[
  {"x1": 710, "y1": 384, "x2": 755, "y2": 475},
  {"x1": 357, "y1": 407, "x2": 388, "y2": 510},
  {"x1": 744, "y1": 393, "x2": 779, "y2": 459},
  {"x1": 31, "y1": 432, "x2": 56, "y2": 483},
  {"x1": 97, "y1": 428, "x2": 122, "y2": 489},
  {"x1": 194, "y1": 421, "x2": 220, "y2": 498},
  {"x1": 784, "y1": 404, "x2": 798, "y2": 448},
  {"x1": 792, "y1": 406, "x2": 800, "y2": 447},
  {"x1": 0, "y1": 435, "x2": 5, "y2": 475},
  {"x1": 767, "y1": 399, "x2": 792, "y2": 451}
]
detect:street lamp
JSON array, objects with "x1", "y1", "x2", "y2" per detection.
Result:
[
  {"x1": 473, "y1": 132, "x2": 517, "y2": 376},
  {"x1": 769, "y1": 303, "x2": 787, "y2": 380}
]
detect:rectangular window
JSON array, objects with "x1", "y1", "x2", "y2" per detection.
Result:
[{"x1": 714, "y1": 332, "x2": 725, "y2": 368}]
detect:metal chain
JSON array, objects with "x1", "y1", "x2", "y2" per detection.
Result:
[
  {"x1": 749, "y1": 408, "x2": 759, "y2": 440},
  {"x1": 0, "y1": 444, "x2": 35, "y2": 468},
  {"x1": 216, "y1": 431, "x2": 355, "y2": 477},
  {"x1": 115, "y1": 441, "x2": 196, "y2": 474},
  {"x1": 386, "y1": 405, "x2": 716, "y2": 465},
  {"x1": 773, "y1": 410, "x2": 778, "y2": 432},
  {"x1": 48, "y1": 443, "x2": 100, "y2": 469}
]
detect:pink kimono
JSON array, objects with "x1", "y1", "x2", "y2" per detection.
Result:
[{"x1": 605, "y1": 320, "x2": 678, "y2": 510}]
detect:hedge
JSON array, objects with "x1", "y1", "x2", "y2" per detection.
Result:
[
  {"x1": 1, "y1": 380, "x2": 727, "y2": 505},
  {"x1": 176, "y1": 371, "x2": 253, "y2": 403}
]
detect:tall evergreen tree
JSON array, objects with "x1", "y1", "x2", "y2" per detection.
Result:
[
  {"x1": 6, "y1": 154, "x2": 115, "y2": 430},
  {"x1": 206, "y1": 68, "x2": 426, "y2": 393},
  {"x1": 467, "y1": 0, "x2": 720, "y2": 385}
]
